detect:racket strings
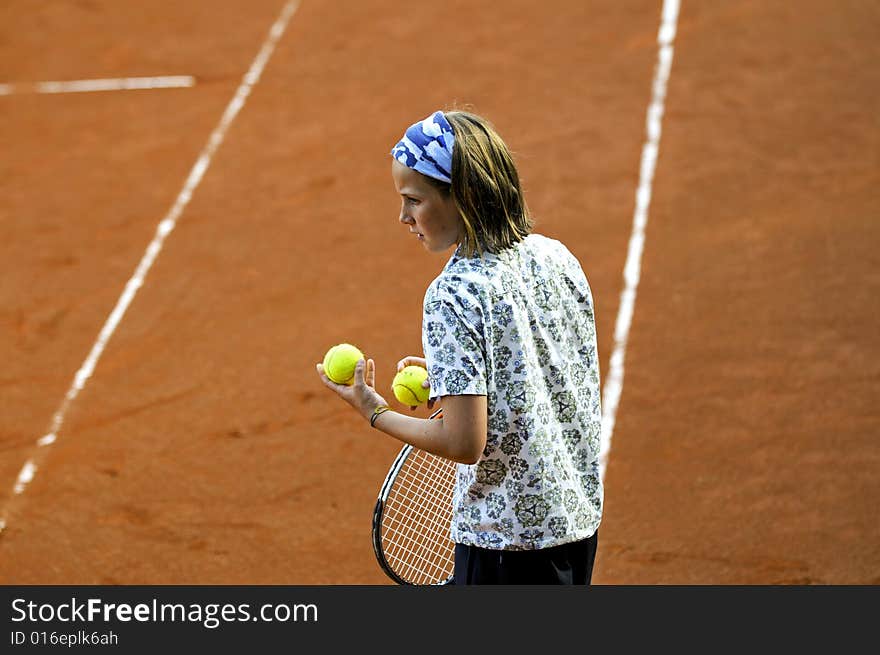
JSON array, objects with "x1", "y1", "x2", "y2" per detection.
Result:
[
  {"x1": 382, "y1": 456, "x2": 454, "y2": 580},
  {"x1": 382, "y1": 503, "x2": 453, "y2": 581},
  {"x1": 381, "y1": 449, "x2": 456, "y2": 584},
  {"x1": 387, "y1": 457, "x2": 452, "y2": 537},
  {"x1": 384, "y1": 478, "x2": 450, "y2": 565}
]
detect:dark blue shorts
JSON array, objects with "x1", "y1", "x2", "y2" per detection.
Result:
[{"x1": 453, "y1": 530, "x2": 598, "y2": 585}]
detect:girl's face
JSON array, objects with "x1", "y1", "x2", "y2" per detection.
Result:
[{"x1": 391, "y1": 160, "x2": 461, "y2": 254}]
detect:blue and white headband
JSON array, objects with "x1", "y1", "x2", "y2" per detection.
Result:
[{"x1": 390, "y1": 110, "x2": 455, "y2": 184}]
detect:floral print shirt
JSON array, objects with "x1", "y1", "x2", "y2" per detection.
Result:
[{"x1": 422, "y1": 234, "x2": 603, "y2": 550}]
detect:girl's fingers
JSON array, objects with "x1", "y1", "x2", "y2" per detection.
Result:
[
  {"x1": 316, "y1": 363, "x2": 342, "y2": 393},
  {"x1": 397, "y1": 355, "x2": 427, "y2": 372},
  {"x1": 352, "y1": 358, "x2": 366, "y2": 386}
]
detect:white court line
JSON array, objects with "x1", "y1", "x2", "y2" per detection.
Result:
[
  {"x1": 0, "y1": 0, "x2": 302, "y2": 535},
  {"x1": 0, "y1": 76, "x2": 196, "y2": 96},
  {"x1": 599, "y1": 0, "x2": 680, "y2": 482}
]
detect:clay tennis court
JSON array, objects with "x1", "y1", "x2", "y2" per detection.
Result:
[{"x1": 1, "y1": 0, "x2": 877, "y2": 585}]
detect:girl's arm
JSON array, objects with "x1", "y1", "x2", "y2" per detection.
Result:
[
  {"x1": 371, "y1": 394, "x2": 487, "y2": 464},
  {"x1": 316, "y1": 358, "x2": 487, "y2": 464}
]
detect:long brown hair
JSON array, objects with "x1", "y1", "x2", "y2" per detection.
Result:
[{"x1": 426, "y1": 110, "x2": 533, "y2": 257}]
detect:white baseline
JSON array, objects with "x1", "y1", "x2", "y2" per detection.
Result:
[{"x1": 599, "y1": 0, "x2": 680, "y2": 482}]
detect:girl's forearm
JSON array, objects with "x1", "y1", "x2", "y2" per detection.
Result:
[{"x1": 370, "y1": 410, "x2": 475, "y2": 464}]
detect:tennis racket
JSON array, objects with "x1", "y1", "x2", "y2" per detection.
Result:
[{"x1": 372, "y1": 408, "x2": 456, "y2": 585}]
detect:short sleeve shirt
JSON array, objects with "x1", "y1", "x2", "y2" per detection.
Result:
[{"x1": 422, "y1": 234, "x2": 603, "y2": 550}]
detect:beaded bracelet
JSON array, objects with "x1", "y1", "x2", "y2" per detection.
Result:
[{"x1": 369, "y1": 405, "x2": 391, "y2": 428}]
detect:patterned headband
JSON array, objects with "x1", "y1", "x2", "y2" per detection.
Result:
[{"x1": 390, "y1": 110, "x2": 455, "y2": 184}]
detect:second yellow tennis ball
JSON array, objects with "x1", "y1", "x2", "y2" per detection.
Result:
[
  {"x1": 323, "y1": 343, "x2": 364, "y2": 385},
  {"x1": 392, "y1": 365, "x2": 431, "y2": 406}
]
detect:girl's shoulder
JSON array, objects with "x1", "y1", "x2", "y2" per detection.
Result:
[
  {"x1": 522, "y1": 233, "x2": 584, "y2": 269},
  {"x1": 522, "y1": 232, "x2": 570, "y2": 255},
  {"x1": 431, "y1": 234, "x2": 576, "y2": 289},
  {"x1": 425, "y1": 248, "x2": 494, "y2": 308}
]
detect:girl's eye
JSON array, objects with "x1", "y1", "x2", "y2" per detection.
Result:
[{"x1": 406, "y1": 197, "x2": 420, "y2": 205}]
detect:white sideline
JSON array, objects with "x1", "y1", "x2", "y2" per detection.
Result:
[
  {"x1": 0, "y1": 76, "x2": 195, "y2": 95},
  {"x1": 0, "y1": 0, "x2": 302, "y2": 535},
  {"x1": 599, "y1": 0, "x2": 680, "y2": 482}
]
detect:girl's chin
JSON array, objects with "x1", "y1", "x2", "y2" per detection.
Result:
[{"x1": 420, "y1": 236, "x2": 459, "y2": 253}]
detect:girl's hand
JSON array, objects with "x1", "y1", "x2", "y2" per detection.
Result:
[
  {"x1": 395, "y1": 355, "x2": 435, "y2": 411},
  {"x1": 317, "y1": 358, "x2": 389, "y2": 422},
  {"x1": 396, "y1": 355, "x2": 427, "y2": 371}
]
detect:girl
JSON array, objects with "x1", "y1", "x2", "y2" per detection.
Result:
[{"x1": 317, "y1": 109, "x2": 603, "y2": 584}]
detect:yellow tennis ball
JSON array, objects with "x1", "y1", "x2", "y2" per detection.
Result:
[
  {"x1": 322, "y1": 343, "x2": 364, "y2": 385},
  {"x1": 392, "y1": 365, "x2": 431, "y2": 406}
]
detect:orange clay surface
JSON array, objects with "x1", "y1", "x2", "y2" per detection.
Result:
[{"x1": 0, "y1": 0, "x2": 877, "y2": 584}]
